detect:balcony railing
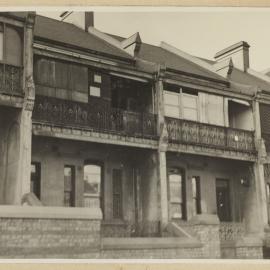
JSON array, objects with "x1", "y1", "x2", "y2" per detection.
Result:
[
  {"x1": 32, "y1": 95, "x2": 157, "y2": 139},
  {"x1": 166, "y1": 117, "x2": 256, "y2": 153},
  {"x1": 0, "y1": 63, "x2": 22, "y2": 94}
]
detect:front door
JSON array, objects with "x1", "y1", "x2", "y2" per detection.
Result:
[{"x1": 216, "y1": 179, "x2": 231, "y2": 222}]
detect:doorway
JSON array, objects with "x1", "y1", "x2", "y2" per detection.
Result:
[
  {"x1": 216, "y1": 179, "x2": 231, "y2": 222},
  {"x1": 83, "y1": 162, "x2": 104, "y2": 216}
]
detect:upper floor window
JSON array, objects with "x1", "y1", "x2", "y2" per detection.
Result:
[
  {"x1": 164, "y1": 83, "x2": 198, "y2": 121},
  {"x1": 0, "y1": 23, "x2": 23, "y2": 66},
  {"x1": 0, "y1": 25, "x2": 3, "y2": 61},
  {"x1": 89, "y1": 71, "x2": 102, "y2": 98}
]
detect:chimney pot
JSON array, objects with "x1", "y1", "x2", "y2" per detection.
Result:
[{"x1": 85, "y1": 12, "x2": 94, "y2": 31}]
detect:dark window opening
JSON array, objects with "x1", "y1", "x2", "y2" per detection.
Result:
[
  {"x1": 112, "y1": 169, "x2": 123, "y2": 219},
  {"x1": 64, "y1": 165, "x2": 76, "y2": 207},
  {"x1": 182, "y1": 87, "x2": 198, "y2": 96},
  {"x1": 163, "y1": 82, "x2": 180, "y2": 93},
  {"x1": 192, "y1": 176, "x2": 202, "y2": 215},
  {"x1": 111, "y1": 75, "x2": 151, "y2": 113},
  {"x1": 31, "y1": 162, "x2": 41, "y2": 199}
]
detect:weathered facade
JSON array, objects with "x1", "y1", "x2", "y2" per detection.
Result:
[{"x1": 0, "y1": 11, "x2": 270, "y2": 259}]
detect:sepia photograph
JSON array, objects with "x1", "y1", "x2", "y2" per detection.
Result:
[{"x1": 1, "y1": 6, "x2": 270, "y2": 261}]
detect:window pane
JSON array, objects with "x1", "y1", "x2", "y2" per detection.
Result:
[
  {"x1": 169, "y1": 174, "x2": 182, "y2": 203},
  {"x1": 89, "y1": 86, "x2": 101, "y2": 97},
  {"x1": 31, "y1": 164, "x2": 36, "y2": 174},
  {"x1": 83, "y1": 164, "x2": 102, "y2": 208},
  {"x1": 192, "y1": 177, "x2": 197, "y2": 198},
  {"x1": 84, "y1": 164, "x2": 101, "y2": 207},
  {"x1": 94, "y1": 74, "x2": 102, "y2": 83},
  {"x1": 0, "y1": 32, "x2": 3, "y2": 61},
  {"x1": 30, "y1": 162, "x2": 41, "y2": 199},
  {"x1": 165, "y1": 105, "x2": 180, "y2": 118},
  {"x1": 183, "y1": 108, "x2": 197, "y2": 121},
  {"x1": 64, "y1": 167, "x2": 72, "y2": 191},
  {"x1": 64, "y1": 166, "x2": 75, "y2": 207},
  {"x1": 183, "y1": 94, "x2": 197, "y2": 108},
  {"x1": 164, "y1": 92, "x2": 179, "y2": 106},
  {"x1": 267, "y1": 183, "x2": 270, "y2": 200},
  {"x1": 170, "y1": 203, "x2": 182, "y2": 219},
  {"x1": 6, "y1": 25, "x2": 22, "y2": 66}
]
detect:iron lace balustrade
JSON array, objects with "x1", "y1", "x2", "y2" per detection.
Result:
[
  {"x1": 0, "y1": 63, "x2": 22, "y2": 94},
  {"x1": 166, "y1": 117, "x2": 256, "y2": 153},
  {"x1": 33, "y1": 95, "x2": 157, "y2": 139},
  {"x1": 219, "y1": 222, "x2": 245, "y2": 242}
]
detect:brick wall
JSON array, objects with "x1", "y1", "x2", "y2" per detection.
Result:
[
  {"x1": 192, "y1": 224, "x2": 221, "y2": 258},
  {"x1": 183, "y1": 214, "x2": 221, "y2": 259},
  {"x1": 100, "y1": 237, "x2": 203, "y2": 259},
  {"x1": 101, "y1": 247, "x2": 203, "y2": 259},
  {"x1": 0, "y1": 205, "x2": 102, "y2": 258},
  {"x1": 234, "y1": 237, "x2": 263, "y2": 259}
]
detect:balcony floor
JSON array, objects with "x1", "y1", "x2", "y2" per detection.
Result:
[{"x1": 32, "y1": 122, "x2": 159, "y2": 149}]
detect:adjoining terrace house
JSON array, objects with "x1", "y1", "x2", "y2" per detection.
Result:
[{"x1": 0, "y1": 11, "x2": 268, "y2": 259}]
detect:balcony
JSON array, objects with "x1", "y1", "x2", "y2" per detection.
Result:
[
  {"x1": 0, "y1": 64, "x2": 22, "y2": 95},
  {"x1": 166, "y1": 117, "x2": 256, "y2": 154},
  {"x1": 32, "y1": 95, "x2": 157, "y2": 140}
]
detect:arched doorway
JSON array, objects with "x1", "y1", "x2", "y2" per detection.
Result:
[{"x1": 83, "y1": 162, "x2": 104, "y2": 215}]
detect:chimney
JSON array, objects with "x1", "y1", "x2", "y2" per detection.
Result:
[
  {"x1": 60, "y1": 11, "x2": 94, "y2": 31},
  {"x1": 85, "y1": 12, "x2": 94, "y2": 30},
  {"x1": 214, "y1": 41, "x2": 250, "y2": 72}
]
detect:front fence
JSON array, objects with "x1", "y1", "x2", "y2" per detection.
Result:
[{"x1": 219, "y1": 222, "x2": 245, "y2": 242}]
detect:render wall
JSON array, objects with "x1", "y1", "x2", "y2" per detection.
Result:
[
  {"x1": 166, "y1": 152, "x2": 253, "y2": 222},
  {"x1": 0, "y1": 107, "x2": 22, "y2": 205},
  {"x1": 32, "y1": 136, "x2": 158, "y2": 232}
]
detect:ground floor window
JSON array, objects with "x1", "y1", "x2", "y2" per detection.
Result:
[
  {"x1": 192, "y1": 176, "x2": 202, "y2": 215},
  {"x1": 216, "y1": 179, "x2": 231, "y2": 222},
  {"x1": 83, "y1": 163, "x2": 103, "y2": 210},
  {"x1": 31, "y1": 162, "x2": 41, "y2": 199},
  {"x1": 266, "y1": 183, "x2": 270, "y2": 224},
  {"x1": 64, "y1": 165, "x2": 75, "y2": 207},
  {"x1": 168, "y1": 168, "x2": 186, "y2": 220}
]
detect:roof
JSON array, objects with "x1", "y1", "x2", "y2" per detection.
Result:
[
  {"x1": 137, "y1": 43, "x2": 228, "y2": 82},
  {"x1": 34, "y1": 15, "x2": 134, "y2": 62},
  {"x1": 1, "y1": 12, "x2": 29, "y2": 22},
  {"x1": 230, "y1": 68, "x2": 270, "y2": 92},
  {"x1": 107, "y1": 33, "x2": 228, "y2": 83},
  {"x1": 197, "y1": 55, "x2": 270, "y2": 94}
]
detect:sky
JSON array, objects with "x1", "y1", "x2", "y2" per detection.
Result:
[{"x1": 37, "y1": 8, "x2": 270, "y2": 72}]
